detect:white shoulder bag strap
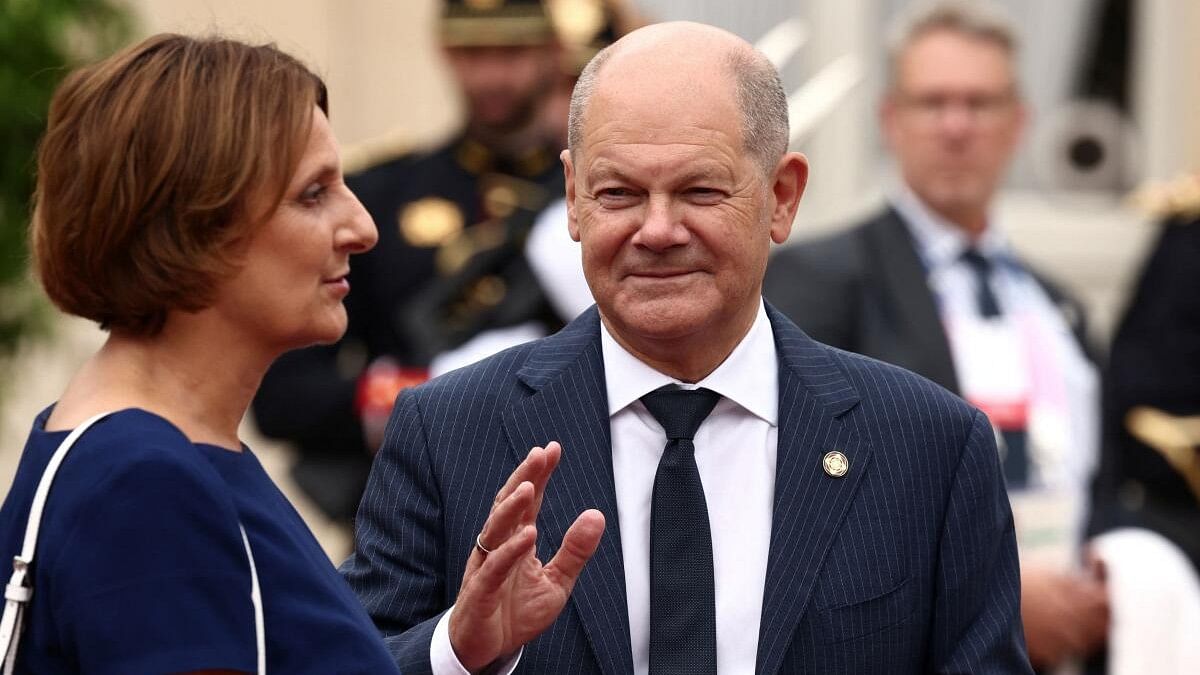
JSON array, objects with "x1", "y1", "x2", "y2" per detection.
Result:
[{"x1": 0, "y1": 412, "x2": 266, "y2": 674}]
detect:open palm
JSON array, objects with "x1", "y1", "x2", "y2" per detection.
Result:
[{"x1": 449, "y1": 443, "x2": 606, "y2": 672}]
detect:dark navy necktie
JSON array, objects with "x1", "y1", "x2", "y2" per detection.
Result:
[
  {"x1": 961, "y1": 247, "x2": 1002, "y2": 318},
  {"x1": 959, "y1": 248, "x2": 1031, "y2": 486},
  {"x1": 640, "y1": 385, "x2": 721, "y2": 675}
]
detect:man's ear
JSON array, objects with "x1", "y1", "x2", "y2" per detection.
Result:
[
  {"x1": 562, "y1": 149, "x2": 581, "y2": 242},
  {"x1": 769, "y1": 152, "x2": 809, "y2": 244},
  {"x1": 879, "y1": 93, "x2": 900, "y2": 154},
  {"x1": 1009, "y1": 98, "x2": 1029, "y2": 148}
]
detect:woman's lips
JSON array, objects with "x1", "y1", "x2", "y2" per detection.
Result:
[{"x1": 323, "y1": 276, "x2": 350, "y2": 294}]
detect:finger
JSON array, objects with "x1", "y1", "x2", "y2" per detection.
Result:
[
  {"x1": 1056, "y1": 587, "x2": 1098, "y2": 655},
  {"x1": 468, "y1": 525, "x2": 538, "y2": 604},
  {"x1": 470, "y1": 482, "x2": 535, "y2": 574},
  {"x1": 1082, "y1": 545, "x2": 1107, "y2": 583},
  {"x1": 1081, "y1": 617, "x2": 1108, "y2": 653},
  {"x1": 1067, "y1": 576, "x2": 1107, "y2": 610},
  {"x1": 525, "y1": 442, "x2": 562, "y2": 521},
  {"x1": 1054, "y1": 621, "x2": 1090, "y2": 657},
  {"x1": 491, "y1": 446, "x2": 548, "y2": 513},
  {"x1": 1080, "y1": 583, "x2": 1111, "y2": 642},
  {"x1": 544, "y1": 509, "x2": 606, "y2": 588}
]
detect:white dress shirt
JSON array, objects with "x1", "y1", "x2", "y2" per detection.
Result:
[
  {"x1": 430, "y1": 300, "x2": 779, "y2": 674},
  {"x1": 890, "y1": 184, "x2": 1099, "y2": 559},
  {"x1": 604, "y1": 300, "x2": 778, "y2": 675}
]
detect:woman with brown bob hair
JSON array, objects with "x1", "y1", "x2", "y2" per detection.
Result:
[{"x1": 0, "y1": 34, "x2": 400, "y2": 673}]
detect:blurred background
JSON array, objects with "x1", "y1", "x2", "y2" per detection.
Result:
[{"x1": 1, "y1": 0, "x2": 1197, "y2": 561}]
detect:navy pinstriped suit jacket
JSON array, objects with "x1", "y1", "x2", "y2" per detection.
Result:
[{"x1": 342, "y1": 304, "x2": 1033, "y2": 674}]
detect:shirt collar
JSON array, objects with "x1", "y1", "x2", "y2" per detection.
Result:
[
  {"x1": 889, "y1": 181, "x2": 1010, "y2": 271},
  {"x1": 600, "y1": 300, "x2": 779, "y2": 426}
]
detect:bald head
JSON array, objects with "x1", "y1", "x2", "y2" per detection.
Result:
[{"x1": 567, "y1": 22, "x2": 789, "y2": 176}]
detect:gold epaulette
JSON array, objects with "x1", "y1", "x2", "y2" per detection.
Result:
[
  {"x1": 1126, "y1": 407, "x2": 1200, "y2": 504},
  {"x1": 1128, "y1": 173, "x2": 1200, "y2": 221}
]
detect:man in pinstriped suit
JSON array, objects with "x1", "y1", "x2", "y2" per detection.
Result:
[{"x1": 343, "y1": 20, "x2": 1033, "y2": 675}]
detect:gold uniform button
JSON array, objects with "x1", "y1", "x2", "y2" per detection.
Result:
[
  {"x1": 469, "y1": 275, "x2": 507, "y2": 307},
  {"x1": 399, "y1": 197, "x2": 464, "y2": 248},
  {"x1": 823, "y1": 450, "x2": 849, "y2": 478},
  {"x1": 484, "y1": 184, "x2": 519, "y2": 219}
]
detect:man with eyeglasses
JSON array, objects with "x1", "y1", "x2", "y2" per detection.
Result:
[{"x1": 765, "y1": 1, "x2": 1109, "y2": 670}]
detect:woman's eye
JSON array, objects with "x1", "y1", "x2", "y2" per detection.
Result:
[{"x1": 300, "y1": 184, "x2": 326, "y2": 205}]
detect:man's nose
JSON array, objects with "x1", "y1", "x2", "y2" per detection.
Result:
[
  {"x1": 632, "y1": 195, "x2": 689, "y2": 251},
  {"x1": 936, "y1": 102, "x2": 976, "y2": 138}
]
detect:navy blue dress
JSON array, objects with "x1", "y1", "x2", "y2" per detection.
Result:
[{"x1": 0, "y1": 408, "x2": 399, "y2": 674}]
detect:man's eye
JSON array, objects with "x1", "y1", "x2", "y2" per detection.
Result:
[
  {"x1": 687, "y1": 187, "x2": 724, "y2": 203},
  {"x1": 597, "y1": 188, "x2": 637, "y2": 206}
]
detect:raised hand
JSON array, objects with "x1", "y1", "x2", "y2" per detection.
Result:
[{"x1": 448, "y1": 442, "x2": 606, "y2": 673}]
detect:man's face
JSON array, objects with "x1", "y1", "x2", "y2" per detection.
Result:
[
  {"x1": 444, "y1": 45, "x2": 557, "y2": 134},
  {"x1": 563, "y1": 62, "x2": 799, "y2": 353},
  {"x1": 882, "y1": 29, "x2": 1025, "y2": 222}
]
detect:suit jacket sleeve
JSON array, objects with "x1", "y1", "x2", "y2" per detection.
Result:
[
  {"x1": 341, "y1": 389, "x2": 447, "y2": 674},
  {"x1": 932, "y1": 410, "x2": 1031, "y2": 673}
]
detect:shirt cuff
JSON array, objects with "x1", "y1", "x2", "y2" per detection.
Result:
[{"x1": 430, "y1": 605, "x2": 523, "y2": 675}]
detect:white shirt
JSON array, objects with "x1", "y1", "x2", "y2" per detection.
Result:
[
  {"x1": 431, "y1": 301, "x2": 779, "y2": 674},
  {"x1": 890, "y1": 183, "x2": 1021, "y2": 321},
  {"x1": 604, "y1": 300, "x2": 778, "y2": 675},
  {"x1": 890, "y1": 184, "x2": 1099, "y2": 562}
]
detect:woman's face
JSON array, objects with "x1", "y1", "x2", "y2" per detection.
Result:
[{"x1": 210, "y1": 107, "x2": 377, "y2": 353}]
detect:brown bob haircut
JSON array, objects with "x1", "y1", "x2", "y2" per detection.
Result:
[{"x1": 31, "y1": 33, "x2": 328, "y2": 336}]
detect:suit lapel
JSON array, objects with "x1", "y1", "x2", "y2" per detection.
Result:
[
  {"x1": 499, "y1": 306, "x2": 884, "y2": 674},
  {"x1": 863, "y1": 209, "x2": 960, "y2": 393},
  {"x1": 500, "y1": 308, "x2": 634, "y2": 675},
  {"x1": 756, "y1": 306, "x2": 873, "y2": 675}
]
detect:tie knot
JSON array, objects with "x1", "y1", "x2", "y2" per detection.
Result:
[
  {"x1": 640, "y1": 386, "x2": 721, "y2": 441},
  {"x1": 960, "y1": 247, "x2": 1003, "y2": 318},
  {"x1": 960, "y1": 247, "x2": 993, "y2": 272}
]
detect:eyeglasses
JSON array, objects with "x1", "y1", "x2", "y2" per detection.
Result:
[{"x1": 895, "y1": 90, "x2": 1017, "y2": 127}]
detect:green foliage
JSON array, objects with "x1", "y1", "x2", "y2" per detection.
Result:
[{"x1": 0, "y1": 0, "x2": 132, "y2": 362}]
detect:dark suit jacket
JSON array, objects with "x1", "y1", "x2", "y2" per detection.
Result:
[
  {"x1": 342, "y1": 304, "x2": 1032, "y2": 674},
  {"x1": 763, "y1": 207, "x2": 1091, "y2": 397}
]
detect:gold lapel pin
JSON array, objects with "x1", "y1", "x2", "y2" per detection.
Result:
[{"x1": 823, "y1": 450, "x2": 850, "y2": 478}]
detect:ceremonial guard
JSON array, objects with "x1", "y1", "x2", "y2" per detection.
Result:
[
  {"x1": 1090, "y1": 173, "x2": 1200, "y2": 574},
  {"x1": 253, "y1": 0, "x2": 565, "y2": 524},
  {"x1": 424, "y1": 0, "x2": 645, "y2": 374}
]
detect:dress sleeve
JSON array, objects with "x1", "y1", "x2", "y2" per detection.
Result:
[{"x1": 48, "y1": 452, "x2": 258, "y2": 675}]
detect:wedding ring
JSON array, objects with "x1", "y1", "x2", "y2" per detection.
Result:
[{"x1": 475, "y1": 533, "x2": 494, "y2": 556}]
